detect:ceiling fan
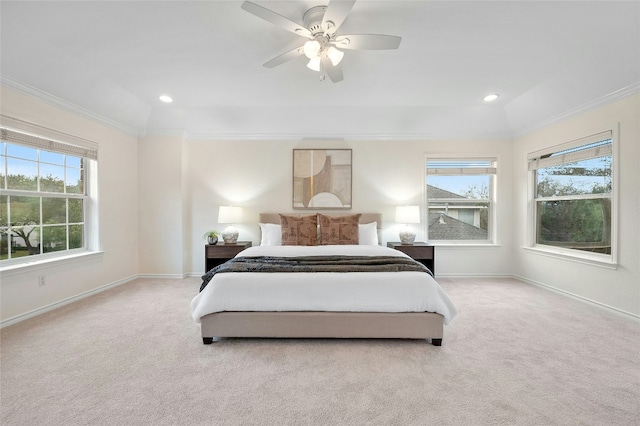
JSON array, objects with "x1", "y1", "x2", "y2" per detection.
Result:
[{"x1": 241, "y1": 0, "x2": 402, "y2": 83}]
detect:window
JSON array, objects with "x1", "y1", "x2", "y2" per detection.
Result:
[
  {"x1": 0, "y1": 125, "x2": 98, "y2": 265},
  {"x1": 426, "y1": 158, "x2": 497, "y2": 243},
  {"x1": 528, "y1": 130, "x2": 614, "y2": 261}
]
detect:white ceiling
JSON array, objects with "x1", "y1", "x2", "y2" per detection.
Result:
[{"x1": 1, "y1": 1, "x2": 638, "y2": 139}]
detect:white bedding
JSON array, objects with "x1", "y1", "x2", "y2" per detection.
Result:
[{"x1": 190, "y1": 245, "x2": 457, "y2": 324}]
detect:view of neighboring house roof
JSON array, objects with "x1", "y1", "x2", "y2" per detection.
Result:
[
  {"x1": 428, "y1": 212, "x2": 488, "y2": 240},
  {"x1": 427, "y1": 185, "x2": 468, "y2": 199}
]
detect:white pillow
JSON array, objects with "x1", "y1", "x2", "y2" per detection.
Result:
[
  {"x1": 358, "y1": 222, "x2": 379, "y2": 245},
  {"x1": 259, "y1": 223, "x2": 282, "y2": 246}
]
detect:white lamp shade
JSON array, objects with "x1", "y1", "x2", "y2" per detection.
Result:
[
  {"x1": 395, "y1": 205, "x2": 420, "y2": 224},
  {"x1": 306, "y1": 56, "x2": 321, "y2": 71},
  {"x1": 303, "y1": 40, "x2": 321, "y2": 59},
  {"x1": 218, "y1": 206, "x2": 243, "y2": 224},
  {"x1": 327, "y1": 46, "x2": 344, "y2": 66}
]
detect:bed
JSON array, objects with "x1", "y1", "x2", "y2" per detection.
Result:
[{"x1": 190, "y1": 213, "x2": 457, "y2": 346}]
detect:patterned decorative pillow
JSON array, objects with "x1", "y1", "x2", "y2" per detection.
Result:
[
  {"x1": 279, "y1": 214, "x2": 318, "y2": 246},
  {"x1": 318, "y1": 213, "x2": 361, "y2": 245}
]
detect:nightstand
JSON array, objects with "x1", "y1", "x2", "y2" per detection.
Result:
[
  {"x1": 387, "y1": 242, "x2": 435, "y2": 276},
  {"x1": 205, "y1": 241, "x2": 252, "y2": 272}
]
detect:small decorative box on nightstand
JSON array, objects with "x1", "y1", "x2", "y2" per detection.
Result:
[
  {"x1": 387, "y1": 242, "x2": 435, "y2": 276},
  {"x1": 205, "y1": 241, "x2": 252, "y2": 272}
]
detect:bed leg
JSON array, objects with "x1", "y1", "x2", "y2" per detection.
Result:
[
  {"x1": 203, "y1": 337, "x2": 214, "y2": 345},
  {"x1": 431, "y1": 338, "x2": 442, "y2": 346}
]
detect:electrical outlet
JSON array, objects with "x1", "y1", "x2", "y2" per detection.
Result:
[{"x1": 38, "y1": 276, "x2": 46, "y2": 287}]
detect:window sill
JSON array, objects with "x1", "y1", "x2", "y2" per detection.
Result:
[
  {"x1": 522, "y1": 246, "x2": 617, "y2": 270},
  {"x1": 0, "y1": 250, "x2": 104, "y2": 277},
  {"x1": 430, "y1": 243, "x2": 500, "y2": 248}
]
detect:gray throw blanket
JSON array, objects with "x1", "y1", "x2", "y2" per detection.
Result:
[{"x1": 200, "y1": 256, "x2": 432, "y2": 292}]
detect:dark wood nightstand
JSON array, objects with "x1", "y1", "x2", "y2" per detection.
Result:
[
  {"x1": 205, "y1": 241, "x2": 252, "y2": 272},
  {"x1": 387, "y1": 242, "x2": 435, "y2": 276}
]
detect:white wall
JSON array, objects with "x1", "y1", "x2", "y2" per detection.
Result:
[
  {"x1": 182, "y1": 137, "x2": 514, "y2": 276},
  {"x1": 0, "y1": 86, "x2": 139, "y2": 322},
  {"x1": 512, "y1": 94, "x2": 640, "y2": 317},
  {"x1": 137, "y1": 133, "x2": 188, "y2": 276},
  {"x1": 2, "y1": 84, "x2": 636, "y2": 323}
]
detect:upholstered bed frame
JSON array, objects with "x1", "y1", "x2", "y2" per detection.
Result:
[{"x1": 199, "y1": 213, "x2": 445, "y2": 346}]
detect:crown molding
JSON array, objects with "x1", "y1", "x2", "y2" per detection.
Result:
[
  {"x1": 513, "y1": 82, "x2": 640, "y2": 138},
  {"x1": 2, "y1": 78, "x2": 513, "y2": 142},
  {"x1": 184, "y1": 131, "x2": 515, "y2": 142},
  {"x1": 1, "y1": 76, "x2": 141, "y2": 137},
  {"x1": 139, "y1": 128, "x2": 189, "y2": 140},
  {"x1": 4, "y1": 75, "x2": 636, "y2": 143}
]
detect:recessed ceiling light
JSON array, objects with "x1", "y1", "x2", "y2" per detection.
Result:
[
  {"x1": 483, "y1": 93, "x2": 499, "y2": 102},
  {"x1": 159, "y1": 95, "x2": 173, "y2": 103}
]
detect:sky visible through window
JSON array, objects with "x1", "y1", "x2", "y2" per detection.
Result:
[
  {"x1": 427, "y1": 175, "x2": 488, "y2": 197},
  {"x1": 536, "y1": 139, "x2": 612, "y2": 195},
  {"x1": 537, "y1": 156, "x2": 611, "y2": 196},
  {"x1": 1, "y1": 144, "x2": 82, "y2": 187}
]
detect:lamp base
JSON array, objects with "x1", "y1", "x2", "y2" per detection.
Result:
[
  {"x1": 399, "y1": 229, "x2": 416, "y2": 245},
  {"x1": 221, "y1": 225, "x2": 239, "y2": 244}
]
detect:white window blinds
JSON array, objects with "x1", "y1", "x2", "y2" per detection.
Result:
[
  {"x1": 528, "y1": 130, "x2": 612, "y2": 171},
  {"x1": 427, "y1": 159, "x2": 497, "y2": 175},
  {"x1": 1, "y1": 127, "x2": 98, "y2": 160},
  {"x1": 0, "y1": 115, "x2": 98, "y2": 160}
]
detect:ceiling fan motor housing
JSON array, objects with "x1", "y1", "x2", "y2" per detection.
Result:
[{"x1": 304, "y1": 5, "x2": 329, "y2": 35}]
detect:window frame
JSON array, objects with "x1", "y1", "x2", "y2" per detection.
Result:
[
  {"x1": 425, "y1": 156, "x2": 498, "y2": 245},
  {"x1": 526, "y1": 125, "x2": 618, "y2": 267},
  {"x1": 0, "y1": 116, "x2": 99, "y2": 269}
]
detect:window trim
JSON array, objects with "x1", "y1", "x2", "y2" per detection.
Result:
[
  {"x1": 425, "y1": 155, "x2": 498, "y2": 245},
  {"x1": 526, "y1": 124, "x2": 618, "y2": 266},
  {"x1": 0, "y1": 249, "x2": 104, "y2": 275},
  {"x1": 0, "y1": 115, "x2": 100, "y2": 269}
]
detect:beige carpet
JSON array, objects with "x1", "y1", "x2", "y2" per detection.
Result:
[{"x1": 1, "y1": 277, "x2": 638, "y2": 425}]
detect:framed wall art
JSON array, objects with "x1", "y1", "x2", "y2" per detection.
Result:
[{"x1": 292, "y1": 149, "x2": 352, "y2": 210}]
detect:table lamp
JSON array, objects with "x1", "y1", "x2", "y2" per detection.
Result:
[
  {"x1": 395, "y1": 205, "x2": 420, "y2": 244},
  {"x1": 218, "y1": 206, "x2": 242, "y2": 244}
]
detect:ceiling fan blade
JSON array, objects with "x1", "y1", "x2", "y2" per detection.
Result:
[
  {"x1": 263, "y1": 46, "x2": 305, "y2": 68},
  {"x1": 241, "y1": 1, "x2": 311, "y2": 38},
  {"x1": 321, "y1": 57, "x2": 344, "y2": 83},
  {"x1": 322, "y1": 0, "x2": 357, "y2": 34},
  {"x1": 333, "y1": 34, "x2": 402, "y2": 50}
]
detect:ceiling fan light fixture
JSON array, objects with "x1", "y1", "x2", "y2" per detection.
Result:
[
  {"x1": 303, "y1": 40, "x2": 321, "y2": 59},
  {"x1": 241, "y1": 1, "x2": 402, "y2": 83},
  {"x1": 327, "y1": 46, "x2": 344, "y2": 66},
  {"x1": 307, "y1": 56, "x2": 321, "y2": 71}
]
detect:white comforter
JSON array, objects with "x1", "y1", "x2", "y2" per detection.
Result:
[{"x1": 190, "y1": 245, "x2": 457, "y2": 324}]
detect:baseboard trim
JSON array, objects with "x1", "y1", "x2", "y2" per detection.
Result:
[
  {"x1": 3, "y1": 273, "x2": 637, "y2": 328},
  {"x1": 513, "y1": 274, "x2": 640, "y2": 321},
  {"x1": 137, "y1": 273, "x2": 187, "y2": 279},
  {"x1": 435, "y1": 273, "x2": 513, "y2": 278},
  {"x1": 0, "y1": 275, "x2": 138, "y2": 328}
]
